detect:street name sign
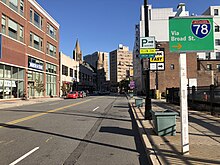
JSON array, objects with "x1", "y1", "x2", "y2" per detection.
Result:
[
  {"x1": 140, "y1": 37, "x2": 155, "y2": 49},
  {"x1": 169, "y1": 16, "x2": 214, "y2": 52}
]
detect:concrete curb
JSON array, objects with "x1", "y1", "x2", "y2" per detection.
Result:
[{"x1": 128, "y1": 99, "x2": 161, "y2": 165}]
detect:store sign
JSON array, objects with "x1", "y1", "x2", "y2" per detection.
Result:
[
  {"x1": 0, "y1": 80, "x2": 16, "y2": 87},
  {"x1": 0, "y1": 34, "x2": 2, "y2": 59},
  {"x1": 29, "y1": 62, "x2": 43, "y2": 70}
]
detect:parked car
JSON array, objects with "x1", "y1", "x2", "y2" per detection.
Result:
[
  {"x1": 67, "y1": 91, "x2": 78, "y2": 99},
  {"x1": 78, "y1": 91, "x2": 87, "y2": 98}
]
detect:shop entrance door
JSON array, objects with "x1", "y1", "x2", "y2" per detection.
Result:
[{"x1": 28, "y1": 82, "x2": 35, "y2": 98}]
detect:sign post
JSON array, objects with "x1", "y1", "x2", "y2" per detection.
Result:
[{"x1": 169, "y1": 16, "x2": 214, "y2": 155}]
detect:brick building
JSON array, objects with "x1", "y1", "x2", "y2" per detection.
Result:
[
  {"x1": 0, "y1": 0, "x2": 60, "y2": 99},
  {"x1": 150, "y1": 42, "x2": 197, "y2": 94}
]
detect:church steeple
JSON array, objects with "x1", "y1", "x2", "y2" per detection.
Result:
[{"x1": 73, "y1": 39, "x2": 82, "y2": 62}]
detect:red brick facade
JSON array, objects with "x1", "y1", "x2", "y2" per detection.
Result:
[
  {"x1": 150, "y1": 42, "x2": 198, "y2": 94},
  {"x1": 0, "y1": 0, "x2": 60, "y2": 99}
]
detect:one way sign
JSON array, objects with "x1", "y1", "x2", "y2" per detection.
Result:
[{"x1": 150, "y1": 63, "x2": 165, "y2": 71}]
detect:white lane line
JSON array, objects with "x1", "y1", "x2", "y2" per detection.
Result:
[
  {"x1": 92, "y1": 106, "x2": 99, "y2": 112},
  {"x1": 9, "y1": 147, "x2": 40, "y2": 165}
]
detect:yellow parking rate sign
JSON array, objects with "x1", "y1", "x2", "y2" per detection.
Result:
[{"x1": 150, "y1": 51, "x2": 164, "y2": 63}]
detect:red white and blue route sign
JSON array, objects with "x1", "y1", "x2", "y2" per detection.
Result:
[{"x1": 191, "y1": 20, "x2": 211, "y2": 39}]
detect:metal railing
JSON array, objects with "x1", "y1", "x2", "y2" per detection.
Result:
[{"x1": 166, "y1": 85, "x2": 220, "y2": 115}]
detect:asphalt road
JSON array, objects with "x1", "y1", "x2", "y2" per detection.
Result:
[{"x1": 0, "y1": 95, "x2": 149, "y2": 165}]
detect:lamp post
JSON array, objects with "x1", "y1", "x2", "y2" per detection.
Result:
[{"x1": 144, "y1": 0, "x2": 152, "y2": 120}]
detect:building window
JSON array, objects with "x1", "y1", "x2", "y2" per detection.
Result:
[
  {"x1": 46, "y1": 74, "x2": 56, "y2": 96},
  {"x1": 47, "y1": 23, "x2": 56, "y2": 40},
  {"x1": 1, "y1": 15, "x2": 6, "y2": 34},
  {"x1": 217, "y1": 64, "x2": 220, "y2": 72},
  {"x1": 207, "y1": 64, "x2": 212, "y2": 70},
  {"x1": 216, "y1": 52, "x2": 220, "y2": 59},
  {"x1": 2, "y1": 0, "x2": 24, "y2": 16},
  {"x1": 206, "y1": 52, "x2": 211, "y2": 59},
  {"x1": 20, "y1": 0, "x2": 24, "y2": 15},
  {"x1": 74, "y1": 70, "x2": 77, "y2": 79},
  {"x1": 30, "y1": 32, "x2": 43, "y2": 51},
  {"x1": 1, "y1": 15, "x2": 24, "y2": 42},
  {"x1": 8, "y1": 19, "x2": 18, "y2": 39},
  {"x1": 70, "y1": 68, "x2": 73, "y2": 77},
  {"x1": 46, "y1": 63, "x2": 56, "y2": 74},
  {"x1": 214, "y1": 9, "x2": 219, "y2": 16},
  {"x1": 62, "y1": 65, "x2": 68, "y2": 76},
  {"x1": 46, "y1": 42, "x2": 56, "y2": 57},
  {"x1": 30, "y1": 9, "x2": 43, "y2": 29},
  {"x1": 215, "y1": 39, "x2": 220, "y2": 46},
  {"x1": 215, "y1": 26, "x2": 220, "y2": 32},
  {"x1": 170, "y1": 64, "x2": 174, "y2": 70}
]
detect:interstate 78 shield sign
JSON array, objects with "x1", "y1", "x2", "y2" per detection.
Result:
[
  {"x1": 191, "y1": 20, "x2": 211, "y2": 39},
  {"x1": 169, "y1": 16, "x2": 214, "y2": 52}
]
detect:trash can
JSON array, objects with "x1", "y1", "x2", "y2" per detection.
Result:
[
  {"x1": 151, "y1": 110, "x2": 178, "y2": 136},
  {"x1": 135, "y1": 98, "x2": 143, "y2": 107},
  {"x1": 129, "y1": 92, "x2": 134, "y2": 98}
]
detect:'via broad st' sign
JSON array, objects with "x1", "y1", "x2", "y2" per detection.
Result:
[{"x1": 169, "y1": 17, "x2": 214, "y2": 52}]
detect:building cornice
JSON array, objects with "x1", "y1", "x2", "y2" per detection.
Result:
[{"x1": 28, "y1": 0, "x2": 60, "y2": 28}]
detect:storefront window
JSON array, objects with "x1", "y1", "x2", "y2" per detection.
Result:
[
  {"x1": 0, "y1": 64, "x2": 24, "y2": 99},
  {"x1": 46, "y1": 74, "x2": 56, "y2": 96},
  {"x1": 0, "y1": 65, "x2": 4, "y2": 78},
  {"x1": 5, "y1": 66, "x2": 11, "y2": 78},
  {"x1": 18, "y1": 68, "x2": 24, "y2": 79},
  {"x1": 12, "y1": 67, "x2": 18, "y2": 79}
]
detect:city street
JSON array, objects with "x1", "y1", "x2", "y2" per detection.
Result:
[{"x1": 0, "y1": 95, "x2": 148, "y2": 165}]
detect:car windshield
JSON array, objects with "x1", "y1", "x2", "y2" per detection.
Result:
[{"x1": 69, "y1": 92, "x2": 76, "y2": 94}]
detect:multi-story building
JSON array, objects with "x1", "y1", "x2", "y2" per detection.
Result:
[
  {"x1": 197, "y1": 6, "x2": 220, "y2": 86},
  {"x1": 84, "y1": 51, "x2": 109, "y2": 91},
  {"x1": 59, "y1": 52, "x2": 79, "y2": 96},
  {"x1": 110, "y1": 44, "x2": 133, "y2": 92},
  {"x1": 72, "y1": 39, "x2": 96, "y2": 92},
  {"x1": 134, "y1": 4, "x2": 204, "y2": 95},
  {"x1": 0, "y1": 0, "x2": 60, "y2": 99}
]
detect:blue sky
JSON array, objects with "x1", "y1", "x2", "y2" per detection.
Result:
[{"x1": 36, "y1": 0, "x2": 220, "y2": 57}]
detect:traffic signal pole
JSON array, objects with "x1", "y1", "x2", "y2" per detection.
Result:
[{"x1": 144, "y1": 0, "x2": 152, "y2": 120}]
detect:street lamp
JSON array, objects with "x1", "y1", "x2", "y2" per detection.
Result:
[{"x1": 143, "y1": 0, "x2": 152, "y2": 120}]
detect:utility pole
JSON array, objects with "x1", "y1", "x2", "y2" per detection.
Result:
[{"x1": 144, "y1": 0, "x2": 152, "y2": 119}]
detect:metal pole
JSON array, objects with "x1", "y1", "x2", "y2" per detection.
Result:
[
  {"x1": 180, "y1": 53, "x2": 189, "y2": 154},
  {"x1": 144, "y1": 0, "x2": 152, "y2": 119}
]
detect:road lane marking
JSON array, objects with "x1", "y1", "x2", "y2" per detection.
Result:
[
  {"x1": 0, "y1": 99, "x2": 93, "y2": 129},
  {"x1": 9, "y1": 147, "x2": 39, "y2": 165},
  {"x1": 92, "y1": 106, "x2": 99, "y2": 111},
  {"x1": 46, "y1": 137, "x2": 53, "y2": 143},
  {"x1": 4, "y1": 140, "x2": 14, "y2": 146}
]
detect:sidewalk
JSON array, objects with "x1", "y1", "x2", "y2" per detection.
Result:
[
  {"x1": 129, "y1": 97, "x2": 220, "y2": 165},
  {"x1": 0, "y1": 97, "x2": 63, "y2": 110}
]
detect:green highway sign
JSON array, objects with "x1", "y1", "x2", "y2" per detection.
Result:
[{"x1": 169, "y1": 17, "x2": 214, "y2": 52}]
